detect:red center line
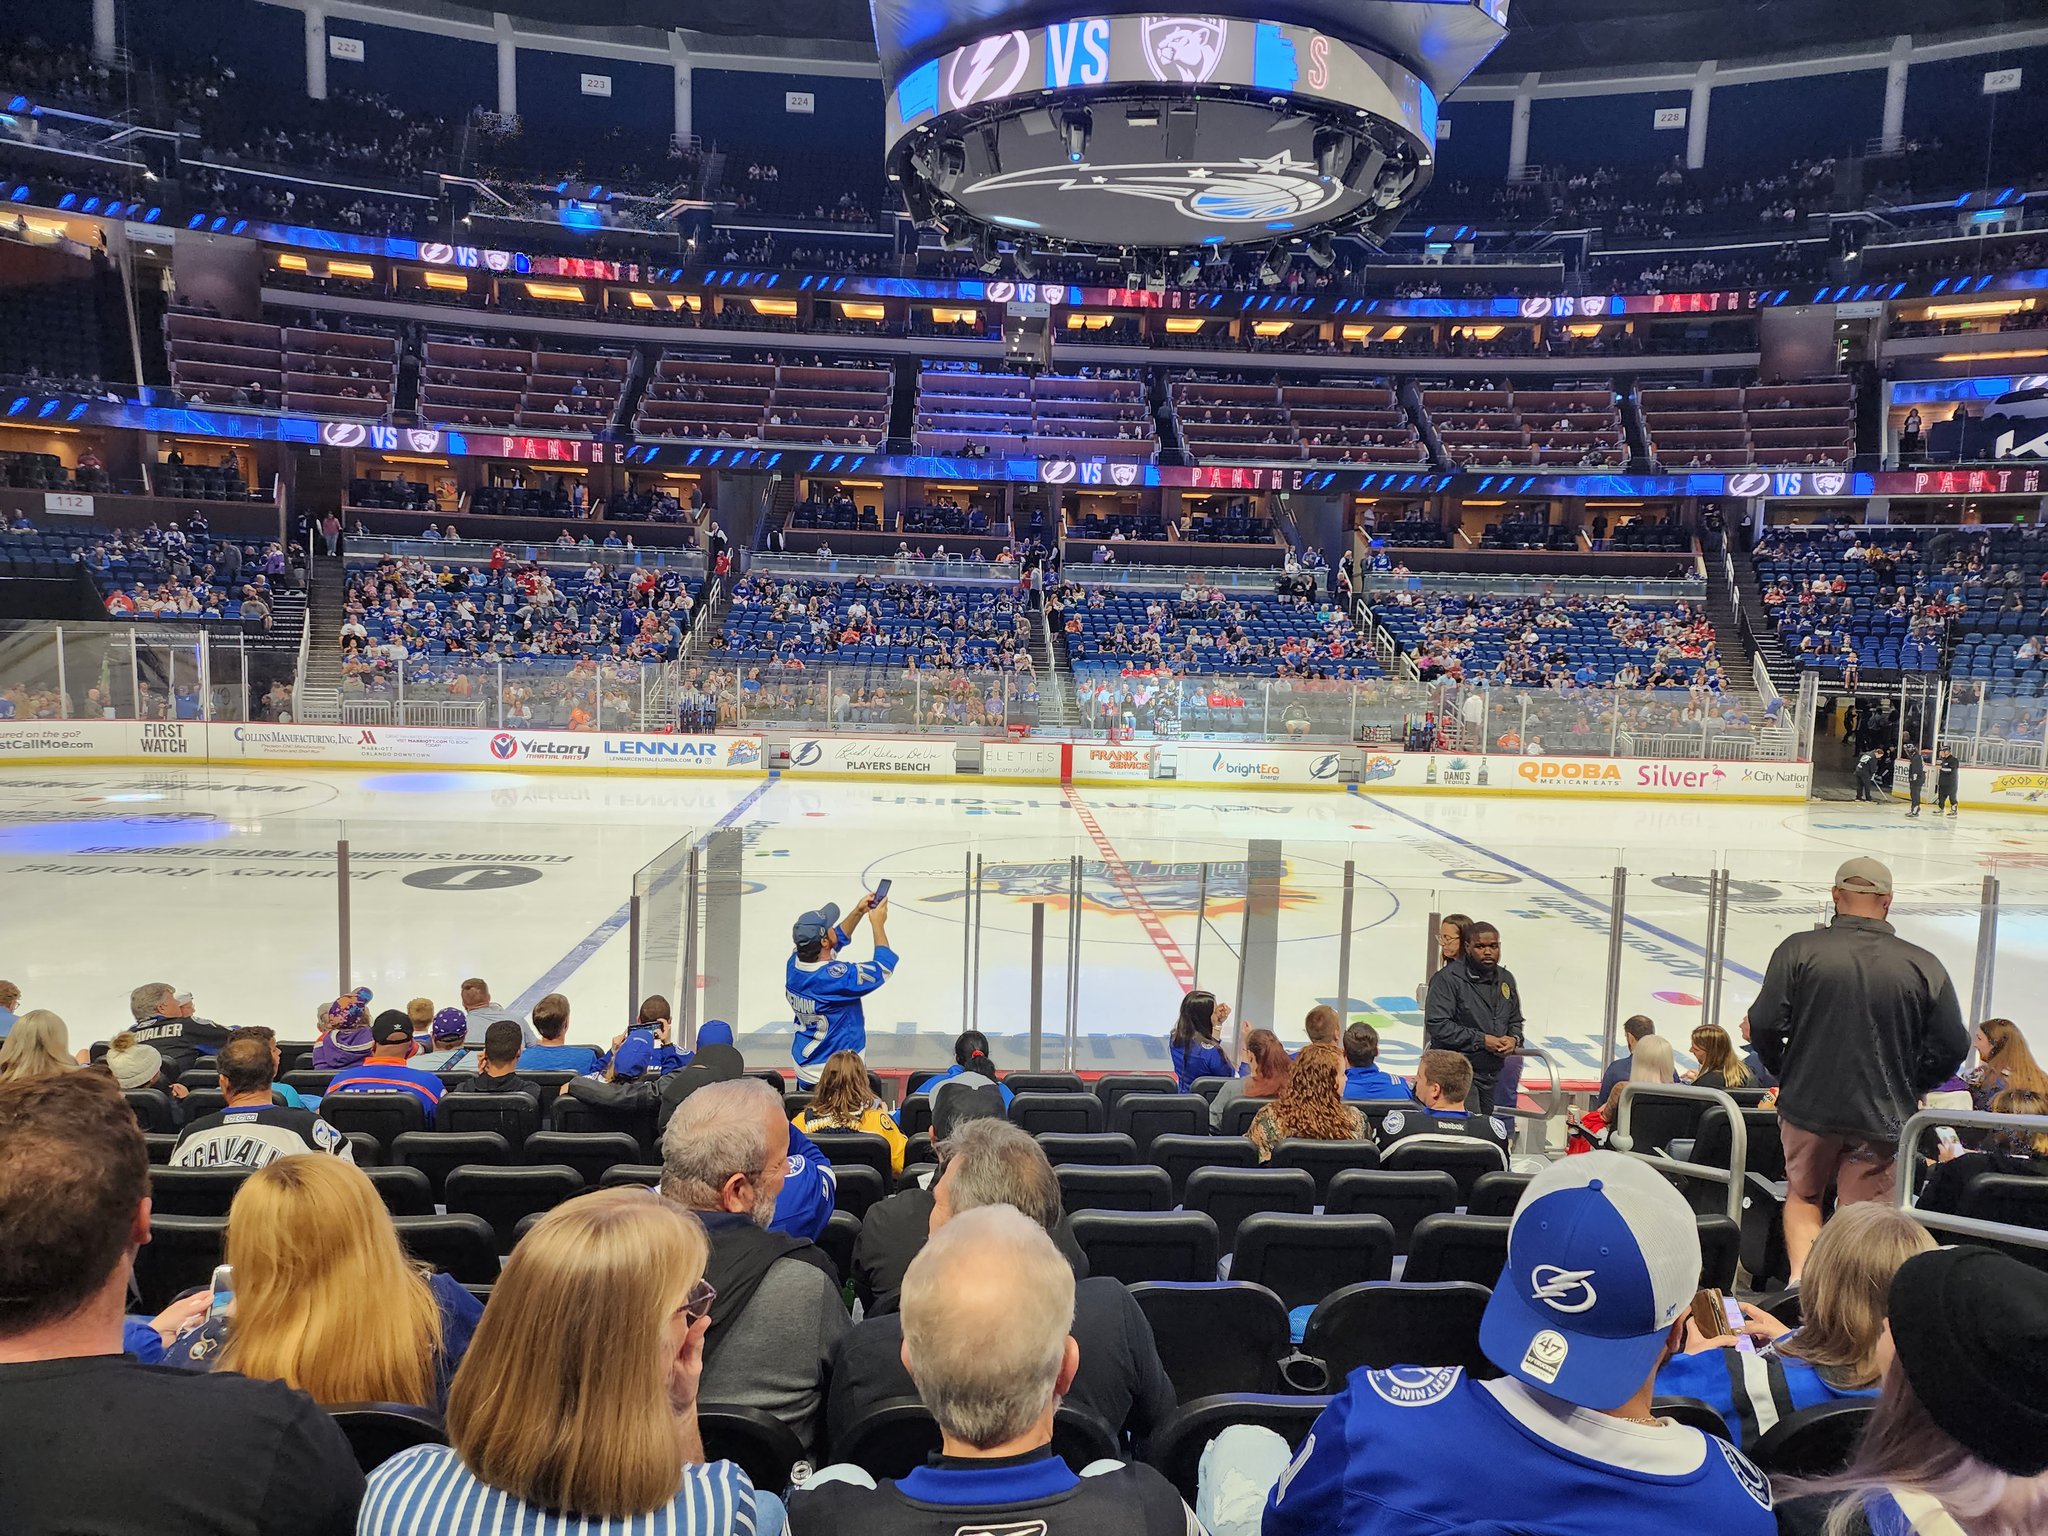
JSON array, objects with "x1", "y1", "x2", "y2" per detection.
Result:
[{"x1": 1061, "y1": 785, "x2": 1197, "y2": 992}]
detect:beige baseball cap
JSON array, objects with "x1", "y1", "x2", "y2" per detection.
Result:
[{"x1": 1835, "y1": 856, "x2": 1894, "y2": 896}]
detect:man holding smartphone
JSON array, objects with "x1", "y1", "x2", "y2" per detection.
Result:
[{"x1": 787, "y1": 889, "x2": 897, "y2": 1086}]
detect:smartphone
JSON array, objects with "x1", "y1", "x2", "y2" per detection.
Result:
[
  {"x1": 1935, "y1": 1127, "x2": 1962, "y2": 1154},
  {"x1": 207, "y1": 1263, "x2": 235, "y2": 1323},
  {"x1": 871, "y1": 878, "x2": 892, "y2": 904},
  {"x1": 1723, "y1": 1295, "x2": 1755, "y2": 1354}
]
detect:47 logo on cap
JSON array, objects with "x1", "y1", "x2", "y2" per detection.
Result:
[{"x1": 1521, "y1": 1329, "x2": 1570, "y2": 1384}]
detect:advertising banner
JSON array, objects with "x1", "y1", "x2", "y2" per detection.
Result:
[
  {"x1": 979, "y1": 740, "x2": 1066, "y2": 779},
  {"x1": 1172, "y1": 745, "x2": 1347, "y2": 787},
  {"x1": 1072, "y1": 742, "x2": 1156, "y2": 781},
  {"x1": 1960, "y1": 765, "x2": 2048, "y2": 811},
  {"x1": 784, "y1": 737, "x2": 958, "y2": 775},
  {"x1": 1351, "y1": 751, "x2": 1811, "y2": 799},
  {"x1": 0, "y1": 720, "x2": 131, "y2": 756}
]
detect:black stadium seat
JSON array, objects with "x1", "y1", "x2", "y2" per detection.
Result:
[
  {"x1": 1035, "y1": 1132, "x2": 1138, "y2": 1167},
  {"x1": 1055, "y1": 1163, "x2": 1173, "y2": 1213},
  {"x1": 1380, "y1": 1141, "x2": 1504, "y2": 1204},
  {"x1": 1220, "y1": 1098, "x2": 1273, "y2": 1138},
  {"x1": 1287, "y1": 1281, "x2": 1494, "y2": 1388},
  {"x1": 362, "y1": 1165, "x2": 435, "y2": 1217},
  {"x1": 1005, "y1": 1072, "x2": 1085, "y2": 1095},
  {"x1": 327, "y1": 1403, "x2": 448, "y2": 1474},
  {"x1": 148, "y1": 1166, "x2": 252, "y2": 1218},
  {"x1": 522, "y1": 1131, "x2": 641, "y2": 1187},
  {"x1": 1092, "y1": 1074, "x2": 1177, "y2": 1110},
  {"x1": 1153, "y1": 1132, "x2": 1258, "y2": 1200},
  {"x1": 1110, "y1": 1094, "x2": 1210, "y2": 1155},
  {"x1": 1184, "y1": 1166, "x2": 1315, "y2": 1250},
  {"x1": 444, "y1": 1165, "x2": 585, "y2": 1250},
  {"x1": 319, "y1": 1092, "x2": 428, "y2": 1153},
  {"x1": 598, "y1": 1163, "x2": 663, "y2": 1190},
  {"x1": 830, "y1": 1162, "x2": 887, "y2": 1219},
  {"x1": 698, "y1": 1405, "x2": 809, "y2": 1493},
  {"x1": 1009, "y1": 1091, "x2": 1107, "y2": 1136},
  {"x1": 833, "y1": 1398, "x2": 1118, "y2": 1480},
  {"x1": 1271, "y1": 1137, "x2": 1380, "y2": 1199},
  {"x1": 1467, "y1": 1170, "x2": 1533, "y2": 1217},
  {"x1": 1069, "y1": 1210, "x2": 1219, "y2": 1284},
  {"x1": 393, "y1": 1130, "x2": 512, "y2": 1199},
  {"x1": 806, "y1": 1129, "x2": 896, "y2": 1184},
  {"x1": 133, "y1": 1214, "x2": 227, "y2": 1312},
  {"x1": 125, "y1": 1089, "x2": 177, "y2": 1133},
  {"x1": 1325, "y1": 1169, "x2": 1458, "y2": 1250},
  {"x1": 394, "y1": 1214, "x2": 501, "y2": 1284},
  {"x1": 817, "y1": 1209, "x2": 861, "y2": 1281},
  {"x1": 1749, "y1": 1400, "x2": 1873, "y2": 1477},
  {"x1": 1403, "y1": 1214, "x2": 1512, "y2": 1287},
  {"x1": 549, "y1": 1095, "x2": 656, "y2": 1156},
  {"x1": 143, "y1": 1132, "x2": 180, "y2": 1165},
  {"x1": 438, "y1": 1092, "x2": 541, "y2": 1145},
  {"x1": 1146, "y1": 1394, "x2": 1330, "y2": 1504},
  {"x1": 1232, "y1": 1213, "x2": 1396, "y2": 1310},
  {"x1": 1129, "y1": 1281, "x2": 1290, "y2": 1399}
]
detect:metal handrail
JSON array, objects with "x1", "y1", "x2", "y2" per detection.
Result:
[
  {"x1": 1500, "y1": 1043, "x2": 1564, "y2": 1124},
  {"x1": 1894, "y1": 1107, "x2": 2048, "y2": 1253},
  {"x1": 1611, "y1": 1081, "x2": 1747, "y2": 1226}
]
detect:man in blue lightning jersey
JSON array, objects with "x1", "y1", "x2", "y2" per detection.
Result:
[{"x1": 787, "y1": 892, "x2": 896, "y2": 1086}]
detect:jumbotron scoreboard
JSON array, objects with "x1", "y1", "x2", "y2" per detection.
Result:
[{"x1": 873, "y1": 1, "x2": 1509, "y2": 261}]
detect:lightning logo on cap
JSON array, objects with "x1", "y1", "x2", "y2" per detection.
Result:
[{"x1": 1530, "y1": 1265, "x2": 1599, "y2": 1313}]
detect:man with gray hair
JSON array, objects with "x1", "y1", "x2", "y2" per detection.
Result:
[
  {"x1": 826, "y1": 1118, "x2": 1172, "y2": 1451},
  {"x1": 660, "y1": 1076, "x2": 847, "y2": 1454},
  {"x1": 124, "y1": 981, "x2": 229, "y2": 1079},
  {"x1": 791, "y1": 1205, "x2": 1197, "y2": 1535}
]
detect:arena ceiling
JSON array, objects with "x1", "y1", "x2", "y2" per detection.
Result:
[{"x1": 457, "y1": 0, "x2": 2048, "y2": 75}]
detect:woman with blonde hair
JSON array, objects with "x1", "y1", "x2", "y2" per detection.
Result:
[
  {"x1": 0, "y1": 1010, "x2": 76, "y2": 1084},
  {"x1": 1968, "y1": 1018, "x2": 2048, "y2": 1108},
  {"x1": 1659, "y1": 1201, "x2": 1934, "y2": 1446},
  {"x1": 165, "y1": 1154, "x2": 479, "y2": 1407},
  {"x1": 793, "y1": 1049, "x2": 907, "y2": 1173},
  {"x1": 1247, "y1": 1041, "x2": 1368, "y2": 1162},
  {"x1": 1687, "y1": 1022, "x2": 1751, "y2": 1091},
  {"x1": 359, "y1": 1189, "x2": 781, "y2": 1536},
  {"x1": 1774, "y1": 1248, "x2": 2048, "y2": 1536}
]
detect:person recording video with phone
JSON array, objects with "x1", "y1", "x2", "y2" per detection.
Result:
[{"x1": 787, "y1": 888, "x2": 897, "y2": 1087}]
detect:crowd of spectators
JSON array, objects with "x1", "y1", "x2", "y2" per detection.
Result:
[{"x1": 1376, "y1": 588, "x2": 1723, "y2": 692}]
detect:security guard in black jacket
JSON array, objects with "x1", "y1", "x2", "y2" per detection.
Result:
[{"x1": 1422, "y1": 921, "x2": 1525, "y2": 1117}]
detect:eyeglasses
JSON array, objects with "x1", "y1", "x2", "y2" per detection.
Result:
[{"x1": 680, "y1": 1277, "x2": 717, "y2": 1326}]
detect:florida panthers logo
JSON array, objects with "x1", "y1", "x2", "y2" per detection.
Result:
[{"x1": 1142, "y1": 17, "x2": 1229, "y2": 82}]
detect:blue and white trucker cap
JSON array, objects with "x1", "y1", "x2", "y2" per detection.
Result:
[{"x1": 1478, "y1": 1151, "x2": 1702, "y2": 1411}]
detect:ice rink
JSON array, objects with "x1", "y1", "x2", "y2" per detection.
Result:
[{"x1": 4, "y1": 762, "x2": 2046, "y2": 1084}]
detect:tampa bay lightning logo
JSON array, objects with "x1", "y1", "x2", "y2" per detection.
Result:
[
  {"x1": 791, "y1": 739, "x2": 823, "y2": 766},
  {"x1": 1142, "y1": 16, "x2": 1229, "y2": 82},
  {"x1": 1367, "y1": 1366, "x2": 1461, "y2": 1406},
  {"x1": 1726, "y1": 472, "x2": 1772, "y2": 498},
  {"x1": 966, "y1": 152, "x2": 1342, "y2": 226},
  {"x1": 946, "y1": 31, "x2": 1031, "y2": 110},
  {"x1": 1310, "y1": 752, "x2": 1339, "y2": 780}
]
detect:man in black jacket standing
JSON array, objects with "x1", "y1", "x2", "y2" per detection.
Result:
[
  {"x1": 1749, "y1": 857, "x2": 1968, "y2": 1282},
  {"x1": 1423, "y1": 921, "x2": 1524, "y2": 1117}
]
